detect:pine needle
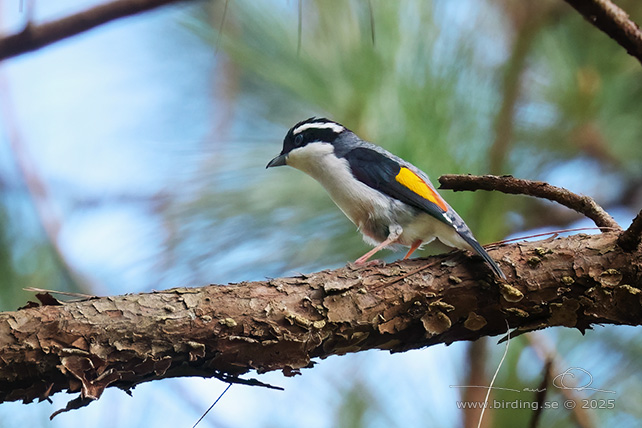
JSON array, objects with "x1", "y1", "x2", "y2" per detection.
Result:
[
  {"x1": 191, "y1": 383, "x2": 232, "y2": 428},
  {"x1": 477, "y1": 320, "x2": 511, "y2": 428}
]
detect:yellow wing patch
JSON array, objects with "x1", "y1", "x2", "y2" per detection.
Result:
[{"x1": 395, "y1": 167, "x2": 448, "y2": 212}]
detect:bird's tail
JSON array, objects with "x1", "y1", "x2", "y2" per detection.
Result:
[{"x1": 458, "y1": 233, "x2": 506, "y2": 280}]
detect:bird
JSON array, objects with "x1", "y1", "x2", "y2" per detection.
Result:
[{"x1": 266, "y1": 117, "x2": 506, "y2": 279}]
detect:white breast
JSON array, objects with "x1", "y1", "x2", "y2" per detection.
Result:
[{"x1": 286, "y1": 143, "x2": 394, "y2": 233}]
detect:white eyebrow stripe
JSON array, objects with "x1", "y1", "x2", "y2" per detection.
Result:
[{"x1": 293, "y1": 122, "x2": 345, "y2": 135}]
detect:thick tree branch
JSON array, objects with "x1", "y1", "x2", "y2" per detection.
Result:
[
  {"x1": 439, "y1": 174, "x2": 620, "y2": 230},
  {"x1": 563, "y1": 0, "x2": 642, "y2": 65},
  {"x1": 0, "y1": 0, "x2": 190, "y2": 63},
  {"x1": 1, "y1": 232, "x2": 641, "y2": 415}
]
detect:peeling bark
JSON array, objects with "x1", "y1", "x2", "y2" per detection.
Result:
[{"x1": 1, "y1": 232, "x2": 641, "y2": 410}]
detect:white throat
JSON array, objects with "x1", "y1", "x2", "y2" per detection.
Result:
[
  {"x1": 286, "y1": 142, "x2": 338, "y2": 179},
  {"x1": 285, "y1": 142, "x2": 393, "y2": 232}
]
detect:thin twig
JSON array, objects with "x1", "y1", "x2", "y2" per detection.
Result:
[
  {"x1": 528, "y1": 358, "x2": 552, "y2": 428},
  {"x1": 439, "y1": 174, "x2": 620, "y2": 230},
  {"x1": 212, "y1": 372, "x2": 283, "y2": 391},
  {"x1": 616, "y1": 208, "x2": 642, "y2": 251},
  {"x1": 563, "y1": 0, "x2": 642, "y2": 66},
  {"x1": 23, "y1": 287, "x2": 96, "y2": 299},
  {"x1": 0, "y1": 0, "x2": 189, "y2": 63},
  {"x1": 192, "y1": 383, "x2": 232, "y2": 428},
  {"x1": 478, "y1": 320, "x2": 511, "y2": 428},
  {"x1": 214, "y1": 0, "x2": 229, "y2": 55},
  {"x1": 495, "y1": 227, "x2": 619, "y2": 245},
  {"x1": 378, "y1": 259, "x2": 441, "y2": 288},
  {"x1": 297, "y1": 0, "x2": 302, "y2": 55},
  {"x1": 367, "y1": 0, "x2": 375, "y2": 46}
]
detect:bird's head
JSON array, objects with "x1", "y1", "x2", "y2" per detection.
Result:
[{"x1": 266, "y1": 117, "x2": 348, "y2": 169}]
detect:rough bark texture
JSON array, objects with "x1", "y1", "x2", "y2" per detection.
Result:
[{"x1": 1, "y1": 232, "x2": 641, "y2": 408}]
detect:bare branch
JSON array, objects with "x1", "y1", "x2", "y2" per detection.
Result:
[
  {"x1": 438, "y1": 174, "x2": 620, "y2": 230},
  {"x1": 617, "y1": 208, "x2": 642, "y2": 251},
  {"x1": 528, "y1": 359, "x2": 553, "y2": 428},
  {"x1": 1, "y1": 232, "x2": 641, "y2": 414},
  {"x1": 0, "y1": 0, "x2": 191, "y2": 63},
  {"x1": 563, "y1": 0, "x2": 642, "y2": 65}
]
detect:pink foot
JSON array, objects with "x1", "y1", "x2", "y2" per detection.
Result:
[{"x1": 352, "y1": 258, "x2": 385, "y2": 267}]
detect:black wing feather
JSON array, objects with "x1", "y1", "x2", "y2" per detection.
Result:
[{"x1": 343, "y1": 147, "x2": 448, "y2": 224}]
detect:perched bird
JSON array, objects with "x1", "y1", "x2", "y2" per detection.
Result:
[{"x1": 267, "y1": 117, "x2": 505, "y2": 279}]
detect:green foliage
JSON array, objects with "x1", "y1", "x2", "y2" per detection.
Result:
[
  {"x1": 189, "y1": 0, "x2": 513, "y2": 267},
  {"x1": 213, "y1": 0, "x2": 497, "y2": 170},
  {"x1": 181, "y1": 0, "x2": 642, "y2": 272},
  {"x1": 0, "y1": 195, "x2": 77, "y2": 311},
  {"x1": 333, "y1": 379, "x2": 377, "y2": 428},
  {"x1": 0, "y1": 207, "x2": 21, "y2": 311},
  {"x1": 521, "y1": 10, "x2": 642, "y2": 174}
]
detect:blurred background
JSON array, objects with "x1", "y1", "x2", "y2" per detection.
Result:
[{"x1": 1, "y1": 0, "x2": 641, "y2": 427}]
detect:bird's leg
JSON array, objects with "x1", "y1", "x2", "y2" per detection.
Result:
[
  {"x1": 403, "y1": 239, "x2": 423, "y2": 259},
  {"x1": 354, "y1": 238, "x2": 395, "y2": 265},
  {"x1": 354, "y1": 227, "x2": 402, "y2": 265}
]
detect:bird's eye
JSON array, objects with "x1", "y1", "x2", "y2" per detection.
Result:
[{"x1": 294, "y1": 134, "x2": 304, "y2": 147}]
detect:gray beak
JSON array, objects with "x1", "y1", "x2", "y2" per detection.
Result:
[{"x1": 266, "y1": 153, "x2": 287, "y2": 168}]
